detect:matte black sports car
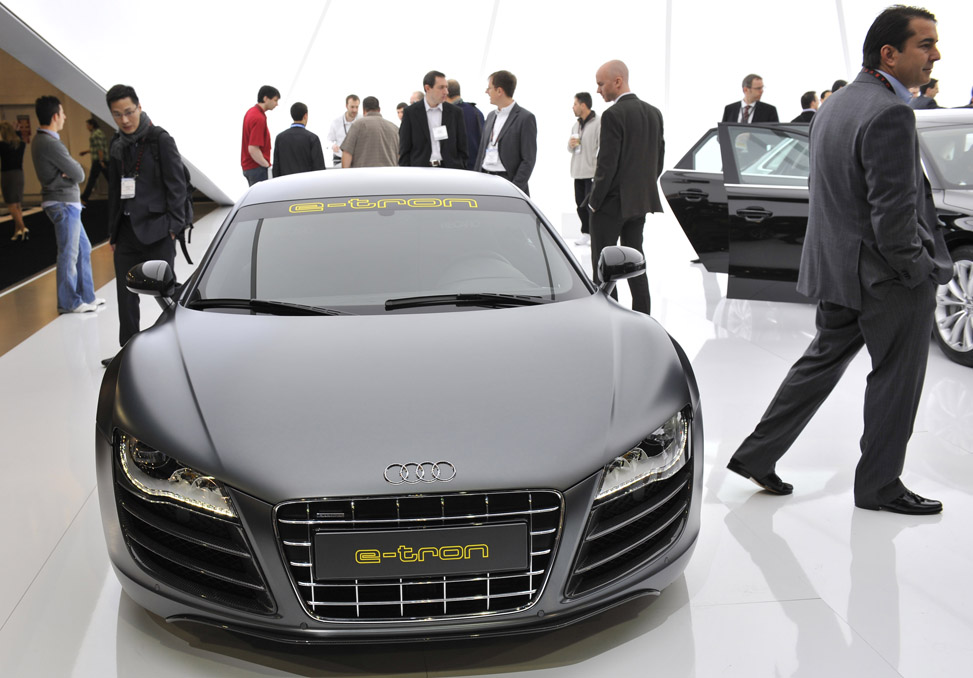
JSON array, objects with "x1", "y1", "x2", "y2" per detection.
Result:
[
  {"x1": 661, "y1": 109, "x2": 973, "y2": 366},
  {"x1": 96, "y1": 168, "x2": 702, "y2": 642}
]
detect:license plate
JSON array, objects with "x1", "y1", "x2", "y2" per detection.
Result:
[{"x1": 314, "y1": 523, "x2": 529, "y2": 580}]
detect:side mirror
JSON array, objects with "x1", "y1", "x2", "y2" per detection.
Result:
[
  {"x1": 597, "y1": 246, "x2": 645, "y2": 294},
  {"x1": 126, "y1": 261, "x2": 176, "y2": 309}
]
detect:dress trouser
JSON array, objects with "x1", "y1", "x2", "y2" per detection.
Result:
[
  {"x1": 574, "y1": 178, "x2": 593, "y2": 235},
  {"x1": 81, "y1": 160, "x2": 107, "y2": 201},
  {"x1": 113, "y1": 217, "x2": 176, "y2": 346},
  {"x1": 589, "y1": 204, "x2": 650, "y2": 315},
  {"x1": 730, "y1": 278, "x2": 937, "y2": 505}
]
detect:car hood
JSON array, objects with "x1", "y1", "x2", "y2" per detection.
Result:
[{"x1": 111, "y1": 296, "x2": 693, "y2": 503}]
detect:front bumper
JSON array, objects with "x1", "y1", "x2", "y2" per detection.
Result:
[{"x1": 96, "y1": 409, "x2": 702, "y2": 642}]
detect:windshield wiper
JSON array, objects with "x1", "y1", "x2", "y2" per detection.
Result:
[
  {"x1": 187, "y1": 298, "x2": 351, "y2": 316},
  {"x1": 385, "y1": 293, "x2": 551, "y2": 311}
]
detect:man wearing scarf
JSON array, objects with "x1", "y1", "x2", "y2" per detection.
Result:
[{"x1": 104, "y1": 84, "x2": 188, "y2": 363}]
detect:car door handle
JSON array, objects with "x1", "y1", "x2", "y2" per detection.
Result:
[
  {"x1": 679, "y1": 189, "x2": 707, "y2": 203},
  {"x1": 736, "y1": 207, "x2": 773, "y2": 223}
]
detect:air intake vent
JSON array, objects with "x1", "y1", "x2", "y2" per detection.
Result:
[
  {"x1": 113, "y1": 461, "x2": 274, "y2": 614},
  {"x1": 567, "y1": 447, "x2": 692, "y2": 597}
]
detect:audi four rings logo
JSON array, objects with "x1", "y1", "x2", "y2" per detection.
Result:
[{"x1": 384, "y1": 462, "x2": 456, "y2": 484}]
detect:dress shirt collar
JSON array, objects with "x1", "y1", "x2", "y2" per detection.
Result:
[
  {"x1": 424, "y1": 98, "x2": 442, "y2": 113},
  {"x1": 38, "y1": 128, "x2": 60, "y2": 140},
  {"x1": 877, "y1": 70, "x2": 915, "y2": 104},
  {"x1": 290, "y1": 123, "x2": 305, "y2": 128}
]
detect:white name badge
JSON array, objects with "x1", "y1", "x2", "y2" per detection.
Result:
[
  {"x1": 485, "y1": 146, "x2": 500, "y2": 164},
  {"x1": 120, "y1": 177, "x2": 136, "y2": 199},
  {"x1": 432, "y1": 125, "x2": 449, "y2": 141}
]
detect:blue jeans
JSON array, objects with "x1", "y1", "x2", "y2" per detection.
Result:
[
  {"x1": 44, "y1": 202, "x2": 95, "y2": 311},
  {"x1": 243, "y1": 166, "x2": 268, "y2": 186}
]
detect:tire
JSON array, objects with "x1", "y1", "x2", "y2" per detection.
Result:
[{"x1": 934, "y1": 244, "x2": 973, "y2": 367}]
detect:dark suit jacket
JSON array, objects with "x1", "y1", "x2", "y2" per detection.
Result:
[
  {"x1": 908, "y1": 95, "x2": 938, "y2": 110},
  {"x1": 473, "y1": 103, "x2": 537, "y2": 194},
  {"x1": 797, "y1": 71, "x2": 952, "y2": 310},
  {"x1": 722, "y1": 100, "x2": 779, "y2": 123},
  {"x1": 456, "y1": 101, "x2": 485, "y2": 171},
  {"x1": 588, "y1": 93, "x2": 665, "y2": 218},
  {"x1": 791, "y1": 110, "x2": 815, "y2": 123},
  {"x1": 108, "y1": 126, "x2": 188, "y2": 245},
  {"x1": 272, "y1": 125, "x2": 325, "y2": 177},
  {"x1": 398, "y1": 100, "x2": 468, "y2": 169}
]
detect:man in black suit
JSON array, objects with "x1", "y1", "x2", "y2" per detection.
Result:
[
  {"x1": 272, "y1": 102, "x2": 325, "y2": 177},
  {"x1": 722, "y1": 74, "x2": 779, "y2": 123},
  {"x1": 446, "y1": 79, "x2": 485, "y2": 171},
  {"x1": 105, "y1": 84, "x2": 188, "y2": 355},
  {"x1": 398, "y1": 70, "x2": 468, "y2": 169},
  {"x1": 473, "y1": 70, "x2": 537, "y2": 195},
  {"x1": 726, "y1": 6, "x2": 952, "y2": 515},
  {"x1": 588, "y1": 60, "x2": 664, "y2": 315},
  {"x1": 791, "y1": 91, "x2": 819, "y2": 122}
]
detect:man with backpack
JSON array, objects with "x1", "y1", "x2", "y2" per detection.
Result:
[{"x1": 104, "y1": 83, "x2": 190, "y2": 365}]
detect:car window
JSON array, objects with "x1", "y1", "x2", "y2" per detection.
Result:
[
  {"x1": 727, "y1": 128, "x2": 809, "y2": 186},
  {"x1": 193, "y1": 195, "x2": 590, "y2": 313},
  {"x1": 919, "y1": 126, "x2": 973, "y2": 189},
  {"x1": 692, "y1": 132, "x2": 722, "y2": 173}
]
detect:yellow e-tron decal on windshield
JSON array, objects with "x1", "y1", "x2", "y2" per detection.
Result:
[
  {"x1": 288, "y1": 202, "x2": 325, "y2": 213},
  {"x1": 289, "y1": 197, "x2": 478, "y2": 213}
]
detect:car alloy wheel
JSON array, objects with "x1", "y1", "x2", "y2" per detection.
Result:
[{"x1": 934, "y1": 244, "x2": 973, "y2": 367}]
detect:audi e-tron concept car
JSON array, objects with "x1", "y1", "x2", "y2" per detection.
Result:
[{"x1": 96, "y1": 168, "x2": 702, "y2": 642}]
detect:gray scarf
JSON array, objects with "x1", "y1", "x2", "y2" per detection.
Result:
[{"x1": 110, "y1": 111, "x2": 153, "y2": 160}]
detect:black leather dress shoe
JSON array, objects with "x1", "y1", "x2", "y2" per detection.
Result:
[
  {"x1": 727, "y1": 458, "x2": 793, "y2": 495},
  {"x1": 856, "y1": 490, "x2": 942, "y2": 515}
]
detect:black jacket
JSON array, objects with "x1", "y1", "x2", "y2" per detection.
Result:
[
  {"x1": 722, "y1": 100, "x2": 780, "y2": 123},
  {"x1": 273, "y1": 125, "x2": 326, "y2": 177},
  {"x1": 108, "y1": 126, "x2": 188, "y2": 245},
  {"x1": 398, "y1": 100, "x2": 468, "y2": 169},
  {"x1": 589, "y1": 94, "x2": 665, "y2": 218}
]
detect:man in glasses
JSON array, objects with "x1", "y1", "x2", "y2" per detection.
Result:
[
  {"x1": 722, "y1": 74, "x2": 779, "y2": 123},
  {"x1": 103, "y1": 84, "x2": 189, "y2": 365}
]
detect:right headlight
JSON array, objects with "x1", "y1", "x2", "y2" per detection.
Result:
[
  {"x1": 116, "y1": 432, "x2": 237, "y2": 518},
  {"x1": 595, "y1": 409, "x2": 690, "y2": 501}
]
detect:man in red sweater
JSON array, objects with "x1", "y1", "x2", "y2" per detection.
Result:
[{"x1": 241, "y1": 85, "x2": 280, "y2": 186}]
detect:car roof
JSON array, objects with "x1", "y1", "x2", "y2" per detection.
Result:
[
  {"x1": 239, "y1": 167, "x2": 525, "y2": 207},
  {"x1": 914, "y1": 108, "x2": 973, "y2": 127}
]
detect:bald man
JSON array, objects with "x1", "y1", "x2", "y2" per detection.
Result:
[{"x1": 588, "y1": 60, "x2": 665, "y2": 315}]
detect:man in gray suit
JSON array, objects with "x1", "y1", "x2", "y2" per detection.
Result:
[
  {"x1": 727, "y1": 6, "x2": 952, "y2": 515},
  {"x1": 474, "y1": 70, "x2": 537, "y2": 195}
]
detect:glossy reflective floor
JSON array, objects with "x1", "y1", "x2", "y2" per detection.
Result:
[{"x1": 1, "y1": 195, "x2": 971, "y2": 678}]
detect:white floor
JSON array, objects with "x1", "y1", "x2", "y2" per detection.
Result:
[{"x1": 1, "y1": 192, "x2": 972, "y2": 678}]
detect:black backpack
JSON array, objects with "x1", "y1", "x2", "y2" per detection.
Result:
[{"x1": 144, "y1": 125, "x2": 195, "y2": 264}]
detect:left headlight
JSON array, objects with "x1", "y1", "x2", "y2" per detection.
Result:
[
  {"x1": 595, "y1": 409, "x2": 690, "y2": 501},
  {"x1": 116, "y1": 432, "x2": 237, "y2": 518}
]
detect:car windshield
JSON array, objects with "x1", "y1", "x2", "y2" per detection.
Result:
[
  {"x1": 190, "y1": 194, "x2": 590, "y2": 314},
  {"x1": 919, "y1": 125, "x2": 973, "y2": 189}
]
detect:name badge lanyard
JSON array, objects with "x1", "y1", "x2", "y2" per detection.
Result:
[
  {"x1": 120, "y1": 143, "x2": 146, "y2": 200},
  {"x1": 861, "y1": 68, "x2": 895, "y2": 93}
]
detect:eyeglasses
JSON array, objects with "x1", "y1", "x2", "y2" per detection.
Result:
[{"x1": 111, "y1": 107, "x2": 139, "y2": 120}]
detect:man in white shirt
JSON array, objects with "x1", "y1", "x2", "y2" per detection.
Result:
[
  {"x1": 327, "y1": 95, "x2": 360, "y2": 167},
  {"x1": 568, "y1": 92, "x2": 600, "y2": 245},
  {"x1": 397, "y1": 70, "x2": 468, "y2": 169},
  {"x1": 473, "y1": 70, "x2": 537, "y2": 195}
]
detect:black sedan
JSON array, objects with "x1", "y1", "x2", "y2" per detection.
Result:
[
  {"x1": 661, "y1": 109, "x2": 973, "y2": 366},
  {"x1": 96, "y1": 168, "x2": 702, "y2": 642}
]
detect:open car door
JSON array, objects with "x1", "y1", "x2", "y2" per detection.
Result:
[{"x1": 718, "y1": 122, "x2": 814, "y2": 303}]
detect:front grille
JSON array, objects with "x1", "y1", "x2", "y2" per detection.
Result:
[
  {"x1": 276, "y1": 491, "x2": 562, "y2": 621},
  {"x1": 113, "y1": 460, "x2": 275, "y2": 614},
  {"x1": 567, "y1": 433, "x2": 693, "y2": 597}
]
